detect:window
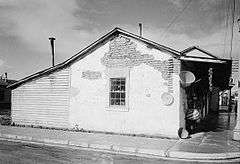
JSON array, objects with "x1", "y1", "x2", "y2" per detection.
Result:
[{"x1": 110, "y1": 78, "x2": 126, "y2": 106}]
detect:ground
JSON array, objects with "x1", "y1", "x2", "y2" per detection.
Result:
[{"x1": 0, "y1": 140, "x2": 238, "y2": 164}]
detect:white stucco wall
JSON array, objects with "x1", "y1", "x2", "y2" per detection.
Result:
[{"x1": 69, "y1": 36, "x2": 181, "y2": 138}]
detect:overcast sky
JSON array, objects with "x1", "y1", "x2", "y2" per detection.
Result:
[{"x1": 0, "y1": 0, "x2": 240, "y2": 80}]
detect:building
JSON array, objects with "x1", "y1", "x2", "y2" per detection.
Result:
[{"x1": 8, "y1": 28, "x2": 231, "y2": 138}]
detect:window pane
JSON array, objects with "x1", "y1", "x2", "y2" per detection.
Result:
[
  {"x1": 112, "y1": 80, "x2": 116, "y2": 85},
  {"x1": 117, "y1": 85, "x2": 122, "y2": 91},
  {"x1": 115, "y1": 99, "x2": 120, "y2": 105},
  {"x1": 120, "y1": 86, "x2": 125, "y2": 91},
  {"x1": 116, "y1": 80, "x2": 120, "y2": 85},
  {"x1": 110, "y1": 99, "x2": 115, "y2": 105},
  {"x1": 121, "y1": 93, "x2": 125, "y2": 98},
  {"x1": 111, "y1": 92, "x2": 115, "y2": 98},
  {"x1": 111, "y1": 85, "x2": 114, "y2": 91},
  {"x1": 120, "y1": 99, "x2": 125, "y2": 105},
  {"x1": 116, "y1": 93, "x2": 120, "y2": 98}
]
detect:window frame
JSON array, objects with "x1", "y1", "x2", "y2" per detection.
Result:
[
  {"x1": 109, "y1": 78, "x2": 126, "y2": 107},
  {"x1": 106, "y1": 68, "x2": 129, "y2": 111}
]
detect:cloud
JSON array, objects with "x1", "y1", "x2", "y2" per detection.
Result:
[
  {"x1": 0, "y1": 0, "x2": 102, "y2": 79},
  {"x1": 0, "y1": 59, "x2": 4, "y2": 67},
  {"x1": 0, "y1": 0, "x2": 100, "y2": 61},
  {"x1": 0, "y1": 0, "x2": 230, "y2": 59},
  {"x1": 164, "y1": 0, "x2": 229, "y2": 39}
]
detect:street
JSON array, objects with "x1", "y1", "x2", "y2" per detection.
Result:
[{"x1": 0, "y1": 140, "x2": 238, "y2": 164}]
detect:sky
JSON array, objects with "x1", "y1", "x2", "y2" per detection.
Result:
[{"x1": 0, "y1": 0, "x2": 240, "y2": 80}]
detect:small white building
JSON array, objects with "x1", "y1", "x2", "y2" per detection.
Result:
[{"x1": 8, "y1": 28, "x2": 231, "y2": 138}]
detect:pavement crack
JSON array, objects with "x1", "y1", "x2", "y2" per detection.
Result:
[
  {"x1": 198, "y1": 136, "x2": 206, "y2": 146},
  {"x1": 164, "y1": 140, "x2": 181, "y2": 157}
]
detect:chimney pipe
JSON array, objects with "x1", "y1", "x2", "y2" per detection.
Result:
[
  {"x1": 49, "y1": 37, "x2": 56, "y2": 67},
  {"x1": 139, "y1": 23, "x2": 142, "y2": 37}
]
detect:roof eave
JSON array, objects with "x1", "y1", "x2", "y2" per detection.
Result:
[{"x1": 180, "y1": 56, "x2": 231, "y2": 63}]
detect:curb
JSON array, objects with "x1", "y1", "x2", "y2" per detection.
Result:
[
  {"x1": 138, "y1": 148, "x2": 165, "y2": 156},
  {"x1": 112, "y1": 145, "x2": 137, "y2": 153},
  {"x1": 90, "y1": 143, "x2": 113, "y2": 150},
  {"x1": 69, "y1": 140, "x2": 89, "y2": 148},
  {"x1": 43, "y1": 138, "x2": 69, "y2": 145},
  {"x1": 0, "y1": 133, "x2": 240, "y2": 162},
  {"x1": 168, "y1": 151, "x2": 229, "y2": 160}
]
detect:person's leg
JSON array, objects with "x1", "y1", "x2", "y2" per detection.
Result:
[{"x1": 189, "y1": 120, "x2": 195, "y2": 134}]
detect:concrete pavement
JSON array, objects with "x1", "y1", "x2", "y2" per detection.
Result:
[
  {"x1": 0, "y1": 124, "x2": 240, "y2": 162},
  {"x1": 3, "y1": 140, "x2": 236, "y2": 164}
]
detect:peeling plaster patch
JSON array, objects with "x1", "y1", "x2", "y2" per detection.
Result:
[
  {"x1": 101, "y1": 36, "x2": 154, "y2": 68},
  {"x1": 101, "y1": 36, "x2": 173, "y2": 81},
  {"x1": 82, "y1": 70, "x2": 102, "y2": 80},
  {"x1": 167, "y1": 58, "x2": 174, "y2": 93},
  {"x1": 145, "y1": 60, "x2": 169, "y2": 80}
]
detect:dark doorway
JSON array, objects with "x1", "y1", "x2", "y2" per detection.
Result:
[{"x1": 180, "y1": 60, "x2": 232, "y2": 134}]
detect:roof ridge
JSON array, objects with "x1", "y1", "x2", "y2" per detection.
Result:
[{"x1": 8, "y1": 27, "x2": 180, "y2": 89}]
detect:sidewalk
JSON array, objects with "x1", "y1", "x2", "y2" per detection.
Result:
[{"x1": 0, "y1": 125, "x2": 240, "y2": 162}]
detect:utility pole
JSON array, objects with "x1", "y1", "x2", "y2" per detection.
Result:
[
  {"x1": 233, "y1": 55, "x2": 240, "y2": 140},
  {"x1": 233, "y1": 18, "x2": 240, "y2": 140}
]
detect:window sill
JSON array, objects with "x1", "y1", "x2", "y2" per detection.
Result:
[{"x1": 106, "y1": 106, "x2": 129, "y2": 112}]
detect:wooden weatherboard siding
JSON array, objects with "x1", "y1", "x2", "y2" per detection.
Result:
[{"x1": 11, "y1": 68, "x2": 70, "y2": 128}]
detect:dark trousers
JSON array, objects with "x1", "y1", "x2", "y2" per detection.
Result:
[{"x1": 186, "y1": 119, "x2": 198, "y2": 134}]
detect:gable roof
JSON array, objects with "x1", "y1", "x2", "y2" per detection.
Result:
[
  {"x1": 180, "y1": 46, "x2": 231, "y2": 63},
  {"x1": 181, "y1": 46, "x2": 219, "y2": 59},
  {"x1": 8, "y1": 27, "x2": 181, "y2": 89}
]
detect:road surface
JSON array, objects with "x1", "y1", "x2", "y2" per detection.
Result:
[{"x1": 0, "y1": 140, "x2": 239, "y2": 164}]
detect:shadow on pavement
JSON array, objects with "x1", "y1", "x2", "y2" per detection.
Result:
[{"x1": 192, "y1": 112, "x2": 237, "y2": 134}]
